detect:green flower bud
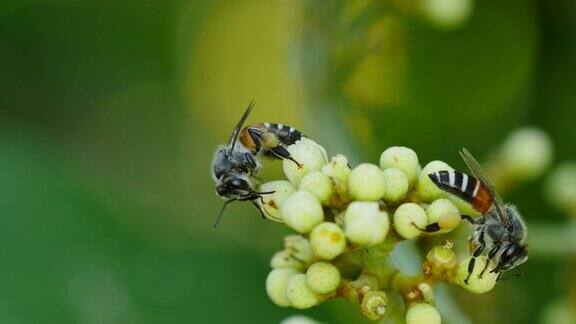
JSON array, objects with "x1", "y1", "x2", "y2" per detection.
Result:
[
  {"x1": 500, "y1": 127, "x2": 553, "y2": 180},
  {"x1": 416, "y1": 161, "x2": 453, "y2": 202},
  {"x1": 546, "y1": 163, "x2": 576, "y2": 214},
  {"x1": 406, "y1": 302, "x2": 441, "y2": 324},
  {"x1": 322, "y1": 154, "x2": 351, "y2": 199},
  {"x1": 286, "y1": 274, "x2": 321, "y2": 309},
  {"x1": 417, "y1": 283, "x2": 434, "y2": 303},
  {"x1": 271, "y1": 250, "x2": 305, "y2": 270},
  {"x1": 299, "y1": 171, "x2": 335, "y2": 205},
  {"x1": 349, "y1": 163, "x2": 386, "y2": 201},
  {"x1": 360, "y1": 291, "x2": 388, "y2": 320},
  {"x1": 426, "y1": 241, "x2": 456, "y2": 267},
  {"x1": 382, "y1": 168, "x2": 409, "y2": 203},
  {"x1": 306, "y1": 262, "x2": 341, "y2": 294},
  {"x1": 423, "y1": 0, "x2": 472, "y2": 29},
  {"x1": 284, "y1": 235, "x2": 314, "y2": 263},
  {"x1": 394, "y1": 203, "x2": 427, "y2": 239},
  {"x1": 258, "y1": 180, "x2": 296, "y2": 221},
  {"x1": 266, "y1": 268, "x2": 300, "y2": 307},
  {"x1": 379, "y1": 146, "x2": 420, "y2": 185},
  {"x1": 344, "y1": 202, "x2": 390, "y2": 246},
  {"x1": 456, "y1": 256, "x2": 498, "y2": 294},
  {"x1": 283, "y1": 138, "x2": 329, "y2": 185},
  {"x1": 281, "y1": 191, "x2": 324, "y2": 233},
  {"x1": 426, "y1": 198, "x2": 461, "y2": 233},
  {"x1": 309, "y1": 222, "x2": 346, "y2": 260}
]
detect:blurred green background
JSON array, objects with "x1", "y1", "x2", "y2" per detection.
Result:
[{"x1": 1, "y1": 0, "x2": 575, "y2": 323}]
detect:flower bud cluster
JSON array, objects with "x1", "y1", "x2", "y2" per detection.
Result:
[
  {"x1": 266, "y1": 260, "x2": 342, "y2": 309},
  {"x1": 259, "y1": 139, "x2": 510, "y2": 320}
]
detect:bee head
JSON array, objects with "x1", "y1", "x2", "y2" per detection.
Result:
[
  {"x1": 216, "y1": 174, "x2": 255, "y2": 199},
  {"x1": 496, "y1": 243, "x2": 528, "y2": 272}
]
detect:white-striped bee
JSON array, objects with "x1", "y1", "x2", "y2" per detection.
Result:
[
  {"x1": 428, "y1": 149, "x2": 528, "y2": 283},
  {"x1": 212, "y1": 101, "x2": 304, "y2": 227}
]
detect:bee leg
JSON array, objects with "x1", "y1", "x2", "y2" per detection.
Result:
[
  {"x1": 414, "y1": 215, "x2": 481, "y2": 233},
  {"x1": 465, "y1": 230, "x2": 486, "y2": 284},
  {"x1": 269, "y1": 145, "x2": 302, "y2": 168},
  {"x1": 251, "y1": 200, "x2": 267, "y2": 220},
  {"x1": 478, "y1": 244, "x2": 500, "y2": 279},
  {"x1": 412, "y1": 222, "x2": 441, "y2": 233},
  {"x1": 461, "y1": 215, "x2": 476, "y2": 224}
]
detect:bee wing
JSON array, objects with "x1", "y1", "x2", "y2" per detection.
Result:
[
  {"x1": 459, "y1": 148, "x2": 510, "y2": 226},
  {"x1": 227, "y1": 99, "x2": 255, "y2": 152}
]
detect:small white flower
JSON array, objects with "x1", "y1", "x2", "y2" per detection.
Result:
[
  {"x1": 415, "y1": 160, "x2": 453, "y2": 202},
  {"x1": 393, "y1": 203, "x2": 428, "y2": 239},
  {"x1": 286, "y1": 274, "x2": 321, "y2": 309},
  {"x1": 379, "y1": 146, "x2": 420, "y2": 185},
  {"x1": 271, "y1": 250, "x2": 305, "y2": 270},
  {"x1": 299, "y1": 171, "x2": 335, "y2": 205},
  {"x1": 266, "y1": 268, "x2": 300, "y2": 307},
  {"x1": 344, "y1": 202, "x2": 390, "y2": 246},
  {"x1": 406, "y1": 302, "x2": 441, "y2": 324},
  {"x1": 283, "y1": 138, "x2": 329, "y2": 185},
  {"x1": 322, "y1": 154, "x2": 351, "y2": 199},
  {"x1": 426, "y1": 198, "x2": 461, "y2": 233},
  {"x1": 423, "y1": 0, "x2": 473, "y2": 29},
  {"x1": 546, "y1": 163, "x2": 576, "y2": 214},
  {"x1": 456, "y1": 256, "x2": 498, "y2": 294},
  {"x1": 280, "y1": 315, "x2": 321, "y2": 324},
  {"x1": 281, "y1": 191, "x2": 324, "y2": 233},
  {"x1": 426, "y1": 241, "x2": 456, "y2": 267},
  {"x1": 258, "y1": 180, "x2": 296, "y2": 221},
  {"x1": 306, "y1": 262, "x2": 341, "y2": 294},
  {"x1": 382, "y1": 168, "x2": 409, "y2": 203},
  {"x1": 309, "y1": 222, "x2": 346, "y2": 260},
  {"x1": 417, "y1": 283, "x2": 435, "y2": 303},
  {"x1": 284, "y1": 235, "x2": 314, "y2": 264},
  {"x1": 348, "y1": 163, "x2": 386, "y2": 201},
  {"x1": 360, "y1": 291, "x2": 388, "y2": 320},
  {"x1": 500, "y1": 127, "x2": 553, "y2": 180}
]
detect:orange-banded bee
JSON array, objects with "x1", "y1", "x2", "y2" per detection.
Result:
[
  {"x1": 212, "y1": 100, "x2": 304, "y2": 227},
  {"x1": 428, "y1": 149, "x2": 528, "y2": 284}
]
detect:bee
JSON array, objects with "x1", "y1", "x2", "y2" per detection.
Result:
[
  {"x1": 428, "y1": 148, "x2": 528, "y2": 283},
  {"x1": 212, "y1": 100, "x2": 304, "y2": 227}
]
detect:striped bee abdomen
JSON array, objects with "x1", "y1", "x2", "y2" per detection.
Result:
[
  {"x1": 240, "y1": 123, "x2": 304, "y2": 155},
  {"x1": 263, "y1": 123, "x2": 303, "y2": 146},
  {"x1": 428, "y1": 170, "x2": 493, "y2": 214}
]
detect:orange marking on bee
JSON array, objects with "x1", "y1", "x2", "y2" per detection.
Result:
[
  {"x1": 240, "y1": 123, "x2": 266, "y2": 152},
  {"x1": 240, "y1": 128, "x2": 257, "y2": 151},
  {"x1": 472, "y1": 184, "x2": 493, "y2": 214}
]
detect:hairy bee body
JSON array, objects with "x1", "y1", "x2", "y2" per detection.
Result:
[
  {"x1": 211, "y1": 101, "x2": 304, "y2": 226},
  {"x1": 428, "y1": 149, "x2": 528, "y2": 283}
]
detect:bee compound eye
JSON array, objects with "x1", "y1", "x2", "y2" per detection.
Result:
[
  {"x1": 504, "y1": 245, "x2": 517, "y2": 259},
  {"x1": 231, "y1": 178, "x2": 243, "y2": 187}
]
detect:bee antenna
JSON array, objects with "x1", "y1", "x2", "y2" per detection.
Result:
[
  {"x1": 214, "y1": 199, "x2": 236, "y2": 228},
  {"x1": 227, "y1": 99, "x2": 255, "y2": 153}
]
